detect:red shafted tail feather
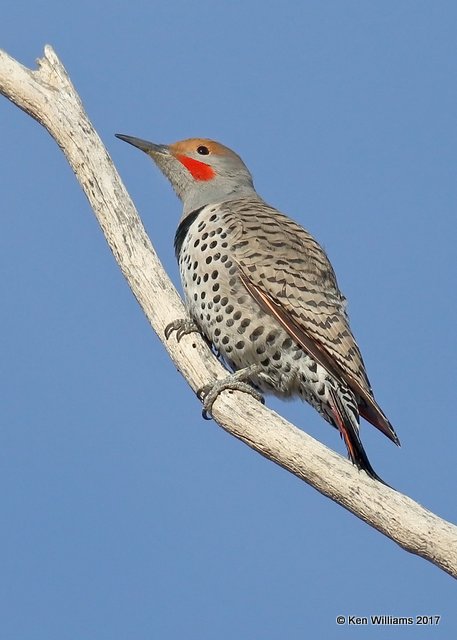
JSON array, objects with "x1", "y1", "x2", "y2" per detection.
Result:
[{"x1": 327, "y1": 388, "x2": 387, "y2": 484}]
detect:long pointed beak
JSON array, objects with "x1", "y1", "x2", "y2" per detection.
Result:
[{"x1": 115, "y1": 134, "x2": 169, "y2": 156}]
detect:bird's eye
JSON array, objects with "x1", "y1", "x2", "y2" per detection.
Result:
[{"x1": 197, "y1": 145, "x2": 210, "y2": 155}]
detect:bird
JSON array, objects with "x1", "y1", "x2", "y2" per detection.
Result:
[{"x1": 116, "y1": 133, "x2": 400, "y2": 482}]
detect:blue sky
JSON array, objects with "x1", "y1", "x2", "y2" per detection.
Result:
[{"x1": 1, "y1": 2, "x2": 456, "y2": 638}]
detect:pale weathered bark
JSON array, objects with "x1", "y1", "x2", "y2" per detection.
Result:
[{"x1": 1, "y1": 45, "x2": 456, "y2": 579}]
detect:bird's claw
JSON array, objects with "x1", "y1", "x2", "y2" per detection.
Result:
[
  {"x1": 165, "y1": 318, "x2": 200, "y2": 342},
  {"x1": 197, "y1": 365, "x2": 264, "y2": 420}
]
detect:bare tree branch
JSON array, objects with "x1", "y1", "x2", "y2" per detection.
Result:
[{"x1": 1, "y1": 45, "x2": 456, "y2": 579}]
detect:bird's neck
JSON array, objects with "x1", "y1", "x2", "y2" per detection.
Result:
[{"x1": 182, "y1": 183, "x2": 259, "y2": 218}]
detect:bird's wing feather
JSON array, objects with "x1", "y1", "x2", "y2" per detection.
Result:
[{"x1": 226, "y1": 199, "x2": 399, "y2": 444}]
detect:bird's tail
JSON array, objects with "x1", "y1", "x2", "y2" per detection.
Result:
[{"x1": 328, "y1": 387, "x2": 387, "y2": 485}]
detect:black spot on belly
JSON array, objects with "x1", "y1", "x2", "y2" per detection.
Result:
[{"x1": 250, "y1": 326, "x2": 264, "y2": 341}]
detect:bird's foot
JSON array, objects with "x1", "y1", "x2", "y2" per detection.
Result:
[
  {"x1": 165, "y1": 318, "x2": 200, "y2": 342},
  {"x1": 197, "y1": 365, "x2": 265, "y2": 420}
]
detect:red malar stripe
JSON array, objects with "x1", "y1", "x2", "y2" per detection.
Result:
[{"x1": 176, "y1": 155, "x2": 215, "y2": 181}]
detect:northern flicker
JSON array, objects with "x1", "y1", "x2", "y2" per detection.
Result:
[{"x1": 116, "y1": 134, "x2": 400, "y2": 482}]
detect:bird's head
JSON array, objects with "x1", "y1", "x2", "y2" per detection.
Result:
[{"x1": 116, "y1": 135, "x2": 256, "y2": 215}]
